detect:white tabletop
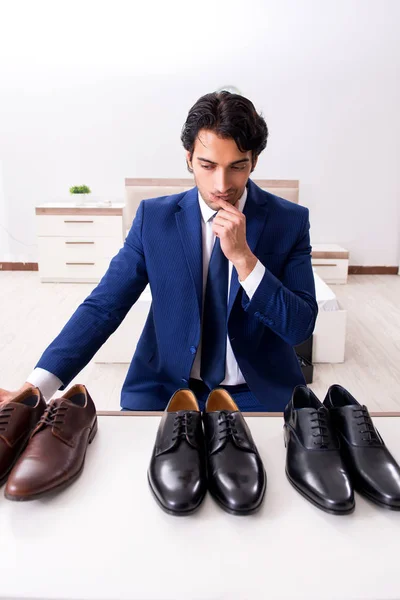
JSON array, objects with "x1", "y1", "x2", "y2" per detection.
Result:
[{"x1": 0, "y1": 414, "x2": 399, "y2": 600}]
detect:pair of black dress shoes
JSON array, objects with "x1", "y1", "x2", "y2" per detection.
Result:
[
  {"x1": 284, "y1": 383, "x2": 400, "y2": 514},
  {"x1": 147, "y1": 387, "x2": 266, "y2": 516}
]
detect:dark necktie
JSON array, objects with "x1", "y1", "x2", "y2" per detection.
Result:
[{"x1": 200, "y1": 233, "x2": 229, "y2": 390}]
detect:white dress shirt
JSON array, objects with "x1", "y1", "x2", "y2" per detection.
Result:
[{"x1": 26, "y1": 186, "x2": 266, "y2": 400}]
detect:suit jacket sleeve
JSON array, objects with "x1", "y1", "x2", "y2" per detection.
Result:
[
  {"x1": 34, "y1": 200, "x2": 149, "y2": 390},
  {"x1": 241, "y1": 207, "x2": 318, "y2": 346}
]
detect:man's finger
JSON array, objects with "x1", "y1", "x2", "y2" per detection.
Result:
[
  {"x1": 214, "y1": 198, "x2": 241, "y2": 214},
  {"x1": 214, "y1": 212, "x2": 237, "y2": 225}
]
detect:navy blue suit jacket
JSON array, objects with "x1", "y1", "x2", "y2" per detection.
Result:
[{"x1": 35, "y1": 178, "x2": 318, "y2": 410}]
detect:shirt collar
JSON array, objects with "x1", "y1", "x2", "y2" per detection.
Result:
[{"x1": 198, "y1": 185, "x2": 248, "y2": 223}]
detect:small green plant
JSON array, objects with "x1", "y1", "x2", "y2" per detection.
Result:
[{"x1": 69, "y1": 185, "x2": 91, "y2": 194}]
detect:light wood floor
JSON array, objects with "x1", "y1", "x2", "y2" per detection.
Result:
[{"x1": 0, "y1": 272, "x2": 399, "y2": 411}]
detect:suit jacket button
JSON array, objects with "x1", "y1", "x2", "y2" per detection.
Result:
[
  {"x1": 255, "y1": 311, "x2": 260, "y2": 317},
  {"x1": 190, "y1": 346, "x2": 197, "y2": 354}
]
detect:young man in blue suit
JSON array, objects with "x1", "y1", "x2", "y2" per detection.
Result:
[{"x1": 4, "y1": 91, "x2": 318, "y2": 411}]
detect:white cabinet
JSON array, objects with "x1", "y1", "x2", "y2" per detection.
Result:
[
  {"x1": 311, "y1": 244, "x2": 349, "y2": 284},
  {"x1": 35, "y1": 203, "x2": 125, "y2": 283}
]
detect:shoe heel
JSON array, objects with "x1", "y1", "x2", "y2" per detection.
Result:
[{"x1": 88, "y1": 417, "x2": 98, "y2": 444}]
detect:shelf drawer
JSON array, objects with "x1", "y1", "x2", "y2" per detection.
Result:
[
  {"x1": 36, "y1": 214, "x2": 123, "y2": 238},
  {"x1": 37, "y1": 237, "x2": 123, "y2": 282},
  {"x1": 38, "y1": 255, "x2": 114, "y2": 282},
  {"x1": 312, "y1": 258, "x2": 349, "y2": 284},
  {"x1": 38, "y1": 236, "x2": 123, "y2": 262}
]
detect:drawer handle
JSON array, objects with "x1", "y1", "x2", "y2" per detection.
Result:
[
  {"x1": 65, "y1": 262, "x2": 95, "y2": 266},
  {"x1": 65, "y1": 241, "x2": 95, "y2": 245},
  {"x1": 64, "y1": 220, "x2": 94, "y2": 223},
  {"x1": 314, "y1": 263, "x2": 338, "y2": 267}
]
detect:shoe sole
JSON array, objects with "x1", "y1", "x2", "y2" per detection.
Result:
[
  {"x1": 208, "y1": 468, "x2": 267, "y2": 516},
  {"x1": 147, "y1": 471, "x2": 206, "y2": 516},
  {"x1": 354, "y1": 486, "x2": 400, "y2": 511},
  {"x1": 4, "y1": 417, "x2": 98, "y2": 502},
  {"x1": 285, "y1": 468, "x2": 355, "y2": 515}
]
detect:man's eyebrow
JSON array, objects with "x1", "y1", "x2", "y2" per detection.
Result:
[{"x1": 196, "y1": 157, "x2": 250, "y2": 166}]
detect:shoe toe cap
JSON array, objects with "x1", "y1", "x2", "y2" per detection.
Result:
[
  {"x1": 211, "y1": 461, "x2": 266, "y2": 514},
  {"x1": 148, "y1": 460, "x2": 205, "y2": 514},
  {"x1": 6, "y1": 457, "x2": 62, "y2": 498},
  {"x1": 288, "y1": 461, "x2": 355, "y2": 514}
]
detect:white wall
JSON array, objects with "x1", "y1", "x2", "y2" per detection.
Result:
[
  {"x1": 0, "y1": 161, "x2": 10, "y2": 260},
  {"x1": 0, "y1": 0, "x2": 399, "y2": 265}
]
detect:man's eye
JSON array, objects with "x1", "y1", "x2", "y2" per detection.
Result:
[{"x1": 200, "y1": 165, "x2": 245, "y2": 170}]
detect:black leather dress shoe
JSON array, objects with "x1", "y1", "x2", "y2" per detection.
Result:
[
  {"x1": 203, "y1": 388, "x2": 266, "y2": 515},
  {"x1": 324, "y1": 384, "x2": 400, "y2": 510},
  {"x1": 147, "y1": 388, "x2": 206, "y2": 516},
  {"x1": 284, "y1": 385, "x2": 354, "y2": 515}
]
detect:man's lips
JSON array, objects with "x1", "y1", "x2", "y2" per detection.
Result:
[{"x1": 211, "y1": 194, "x2": 233, "y2": 201}]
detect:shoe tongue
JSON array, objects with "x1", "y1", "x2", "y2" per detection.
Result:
[
  {"x1": 206, "y1": 408, "x2": 235, "y2": 416},
  {"x1": 50, "y1": 397, "x2": 74, "y2": 410},
  {"x1": 218, "y1": 409, "x2": 237, "y2": 418},
  {"x1": 338, "y1": 404, "x2": 365, "y2": 415},
  {"x1": 175, "y1": 409, "x2": 196, "y2": 416},
  {"x1": 32, "y1": 397, "x2": 69, "y2": 436},
  {"x1": 297, "y1": 406, "x2": 327, "y2": 415}
]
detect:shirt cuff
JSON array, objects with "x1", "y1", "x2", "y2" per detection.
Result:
[
  {"x1": 26, "y1": 368, "x2": 63, "y2": 402},
  {"x1": 238, "y1": 259, "x2": 266, "y2": 300}
]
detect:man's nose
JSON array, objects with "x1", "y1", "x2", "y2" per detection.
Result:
[{"x1": 214, "y1": 170, "x2": 231, "y2": 194}]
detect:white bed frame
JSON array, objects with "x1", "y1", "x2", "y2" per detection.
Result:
[
  {"x1": 94, "y1": 179, "x2": 347, "y2": 365},
  {"x1": 312, "y1": 273, "x2": 347, "y2": 363}
]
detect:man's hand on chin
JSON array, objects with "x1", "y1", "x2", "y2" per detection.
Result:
[{"x1": 212, "y1": 198, "x2": 258, "y2": 281}]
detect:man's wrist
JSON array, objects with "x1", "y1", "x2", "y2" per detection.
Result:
[{"x1": 234, "y1": 251, "x2": 258, "y2": 282}]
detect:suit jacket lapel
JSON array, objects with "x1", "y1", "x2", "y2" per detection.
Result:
[{"x1": 175, "y1": 187, "x2": 203, "y2": 323}]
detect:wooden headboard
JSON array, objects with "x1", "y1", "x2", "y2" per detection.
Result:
[{"x1": 124, "y1": 178, "x2": 299, "y2": 233}]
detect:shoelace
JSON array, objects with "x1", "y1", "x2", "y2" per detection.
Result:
[
  {"x1": 353, "y1": 406, "x2": 379, "y2": 443},
  {"x1": 0, "y1": 405, "x2": 15, "y2": 432},
  {"x1": 171, "y1": 413, "x2": 194, "y2": 442},
  {"x1": 310, "y1": 410, "x2": 331, "y2": 448},
  {"x1": 37, "y1": 402, "x2": 68, "y2": 430},
  {"x1": 218, "y1": 411, "x2": 238, "y2": 442}
]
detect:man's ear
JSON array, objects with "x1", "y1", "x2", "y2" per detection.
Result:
[
  {"x1": 186, "y1": 150, "x2": 193, "y2": 170},
  {"x1": 250, "y1": 155, "x2": 258, "y2": 173},
  {"x1": 185, "y1": 151, "x2": 194, "y2": 174}
]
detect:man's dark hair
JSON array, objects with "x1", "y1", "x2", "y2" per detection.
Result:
[{"x1": 180, "y1": 91, "x2": 269, "y2": 173}]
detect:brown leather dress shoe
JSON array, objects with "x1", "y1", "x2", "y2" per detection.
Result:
[
  {"x1": 5, "y1": 384, "x2": 97, "y2": 501},
  {"x1": 0, "y1": 387, "x2": 46, "y2": 487}
]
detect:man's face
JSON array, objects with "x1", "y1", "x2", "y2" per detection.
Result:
[{"x1": 186, "y1": 129, "x2": 257, "y2": 210}]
